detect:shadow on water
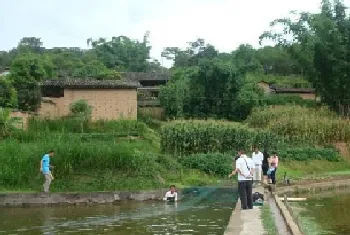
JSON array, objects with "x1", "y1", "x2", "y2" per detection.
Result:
[
  {"x1": 0, "y1": 187, "x2": 238, "y2": 235},
  {"x1": 289, "y1": 188, "x2": 350, "y2": 235}
]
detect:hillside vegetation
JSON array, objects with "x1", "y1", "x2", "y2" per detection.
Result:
[
  {"x1": 246, "y1": 106, "x2": 350, "y2": 145},
  {"x1": 0, "y1": 118, "x2": 219, "y2": 192}
]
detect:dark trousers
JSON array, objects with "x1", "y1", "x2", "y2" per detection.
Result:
[
  {"x1": 238, "y1": 180, "x2": 253, "y2": 209},
  {"x1": 269, "y1": 168, "x2": 277, "y2": 184}
]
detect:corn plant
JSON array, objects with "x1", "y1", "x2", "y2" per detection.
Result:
[
  {"x1": 246, "y1": 105, "x2": 350, "y2": 145},
  {"x1": 160, "y1": 120, "x2": 282, "y2": 155}
]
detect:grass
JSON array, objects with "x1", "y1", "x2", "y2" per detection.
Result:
[
  {"x1": 3, "y1": 113, "x2": 350, "y2": 193},
  {"x1": 0, "y1": 118, "x2": 223, "y2": 192},
  {"x1": 261, "y1": 204, "x2": 278, "y2": 235},
  {"x1": 325, "y1": 170, "x2": 350, "y2": 176},
  {"x1": 277, "y1": 160, "x2": 350, "y2": 180},
  {"x1": 0, "y1": 169, "x2": 220, "y2": 193}
]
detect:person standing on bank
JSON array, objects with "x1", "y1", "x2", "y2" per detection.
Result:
[
  {"x1": 252, "y1": 146, "x2": 264, "y2": 185},
  {"x1": 268, "y1": 152, "x2": 279, "y2": 185},
  {"x1": 40, "y1": 150, "x2": 55, "y2": 193},
  {"x1": 229, "y1": 150, "x2": 255, "y2": 210},
  {"x1": 262, "y1": 150, "x2": 270, "y2": 185}
]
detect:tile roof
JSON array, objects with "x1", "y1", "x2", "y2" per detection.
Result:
[
  {"x1": 272, "y1": 87, "x2": 315, "y2": 94},
  {"x1": 41, "y1": 79, "x2": 140, "y2": 89}
]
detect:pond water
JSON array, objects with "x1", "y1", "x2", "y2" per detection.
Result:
[
  {"x1": 290, "y1": 188, "x2": 350, "y2": 235},
  {"x1": 0, "y1": 187, "x2": 237, "y2": 235}
]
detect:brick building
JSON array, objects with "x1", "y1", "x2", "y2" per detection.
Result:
[{"x1": 39, "y1": 79, "x2": 140, "y2": 120}]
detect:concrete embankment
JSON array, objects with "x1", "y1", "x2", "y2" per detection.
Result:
[
  {"x1": 224, "y1": 186, "x2": 265, "y2": 235},
  {"x1": 269, "y1": 179, "x2": 350, "y2": 235},
  {"x1": 0, "y1": 189, "x2": 174, "y2": 207},
  {"x1": 0, "y1": 186, "x2": 236, "y2": 207},
  {"x1": 276, "y1": 178, "x2": 350, "y2": 195}
]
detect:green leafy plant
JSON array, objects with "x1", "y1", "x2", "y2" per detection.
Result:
[{"x1": 161, "y1": 120, "x2": 282, "y2": 155}]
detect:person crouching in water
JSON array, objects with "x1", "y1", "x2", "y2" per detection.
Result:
[
  {"x1": 163, "y1": 185, "x2": 178, "y2": 202},
  {"x1": 229, "y1": 150, "x2": 255, "y2": 210}
]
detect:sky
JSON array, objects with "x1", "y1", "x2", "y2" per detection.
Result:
[{"x1": 1, "y1": 0, "x2": 350, "y2": 67}]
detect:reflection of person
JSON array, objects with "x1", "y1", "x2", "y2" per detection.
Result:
[
  {"x1": 163, "y1": 185, "x2": 178, "y2": 202},
  {"x1": 40, "y1": 150, "x2": 55, "y2": 193},
  {"x1": 252, "y1": 146, "x2": 263, "y2": 185},
  {"x1": 229, "y1": 150, "x2": 255, "y2": 210}
]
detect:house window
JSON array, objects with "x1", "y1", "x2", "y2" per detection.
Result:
[{"x1": 41, "y1": 87, "x2": 64, "y2": 98}]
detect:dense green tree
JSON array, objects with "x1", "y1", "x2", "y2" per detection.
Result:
[
  {"x1": 9, "y1": 53, "x2": 47, "y2": 111},
  {"x1": 17, "y1": 37, "x2": 44, "y2": 54},
  {"x1": 72, "y1": 60, "x2": 121, "y2": 80},
  {"x1": 260, "y1": 0, "x2": 350, "y2": 112},
  {"x1": 0, "y1": 51, "x2": 11, "y2": 70},
  {"x1": 87, "y1": 33, "x2": 151, "y2": 72},
  {"x1": 161, "y1": 38, "x2": 217, "y2": 67},
  {"x1": 0, "y1": 76, "x2": 17, "y2": 108}
]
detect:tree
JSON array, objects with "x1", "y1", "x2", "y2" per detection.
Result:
[
  {"x1": 159, "y1": 78, "x2": 190, "y2": 118},
  {"x1": 260, "y1": 0, "x2": 350, "y2": 113},
  {"x1": 160, "y1": 58, "x2": 243, "y2": 120},
  {"x1": 234, "y1": 83, "x2": 265, "y2": 120},
  {"x1": 17, "y1": 37, "x2": 44, "y2": 54},
  {"x1": 255, "y1": 46, "x2": 301, "y2": 76},
  {"x1": 72, "y1": 60, "x2": 121, "y2": 80},
  {"x1": 0, "y1": 51, "x2": 10, "y2": 70},
  {"x1": 234, "y1": 44, "x2": 262, "y2": 74},
  {"x1": 10, "y1": 53, "x2": 47, "y2": 111},
  {"x1": 0, "y1": 76, "x2": 17, "y2": 108},
  {"x1": 162, "y1": 38, "x2": 217, "y2": 67},
  {"x1": 0, "y1": 108, "x2": 18, "y2": 138},
  {"x1": 88, "y1": 33, "x2": 151, "y2": 72}
]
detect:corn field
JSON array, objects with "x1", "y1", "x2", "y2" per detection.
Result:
[
  {"x1": 160, "y1": 120, "x2": 283, "y2": 155},
  {"x1": 246, "y1": 105, "x2": 350, "y2": 145}
]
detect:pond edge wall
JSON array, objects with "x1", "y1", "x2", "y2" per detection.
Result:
[
  {"x1": 0, "y1": 189, "x2": 176, "y2": 207},
  {"x1": 270, "y1": 179, "x2": 350, "y2": 235},
  {"x1": 272, "y1": 193, "x2": 303, "y2": 235}
]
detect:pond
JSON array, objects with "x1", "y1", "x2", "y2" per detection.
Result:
[
  {"x1": 289, "y1": 188, "x2": 350, "y2": 235},
  {"x1": 0, "y1": 187, "x2": 237, "y2": 235}
]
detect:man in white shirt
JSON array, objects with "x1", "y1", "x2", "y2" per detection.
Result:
[
  {"x1": 229, "y1": 150, "x2": 255, "y2": 210},
  {"x1": 163, "y1": 185, "x2": 178, "y2": 202},
  {"x1": 252, "y1": 146, "x2": 264, "y2": 185}
]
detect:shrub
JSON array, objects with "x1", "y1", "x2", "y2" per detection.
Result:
[
  {"x1": 161, "y1": 120, "x2": 283, "y2": 155},
  {"x1": 276, "y1": 146, "x2": 341, "y2": 162},
  {"x1": 69, "y1": 99, "x2": 92, "y2": 119},
  {"x1": 180, "y1": 153, "x2": 232, "y2": 177}
]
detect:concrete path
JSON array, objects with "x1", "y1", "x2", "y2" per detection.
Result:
[{"x1": 224, "y1": 186, "x2": 265, "y2": 235}]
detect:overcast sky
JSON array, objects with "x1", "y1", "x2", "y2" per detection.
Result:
[{"x1": 1, "y1": 0, "x2": 350, "y2": 67}]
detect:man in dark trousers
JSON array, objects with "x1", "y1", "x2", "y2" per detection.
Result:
[{"x1": 229, "y1": 150, "x2": 255, "y2": 210}]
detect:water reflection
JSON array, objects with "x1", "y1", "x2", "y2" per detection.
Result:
[
  {"x1": 291, "y1": 189, "x2": 350, "y2": 235},
  {"x1": 0, "y1": 187, "x2": 237, "y2": 235}
]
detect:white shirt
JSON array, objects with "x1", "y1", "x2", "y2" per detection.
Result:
[
  {"x1": 164, "y1": 191, "x2": 178, "y2": 201},
  {"x1": 252, "y1": 151, "x2": 264, "y2": 165},
  {"x1": 235, "y1": 155, "x2": 255, "y2": 181}
]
